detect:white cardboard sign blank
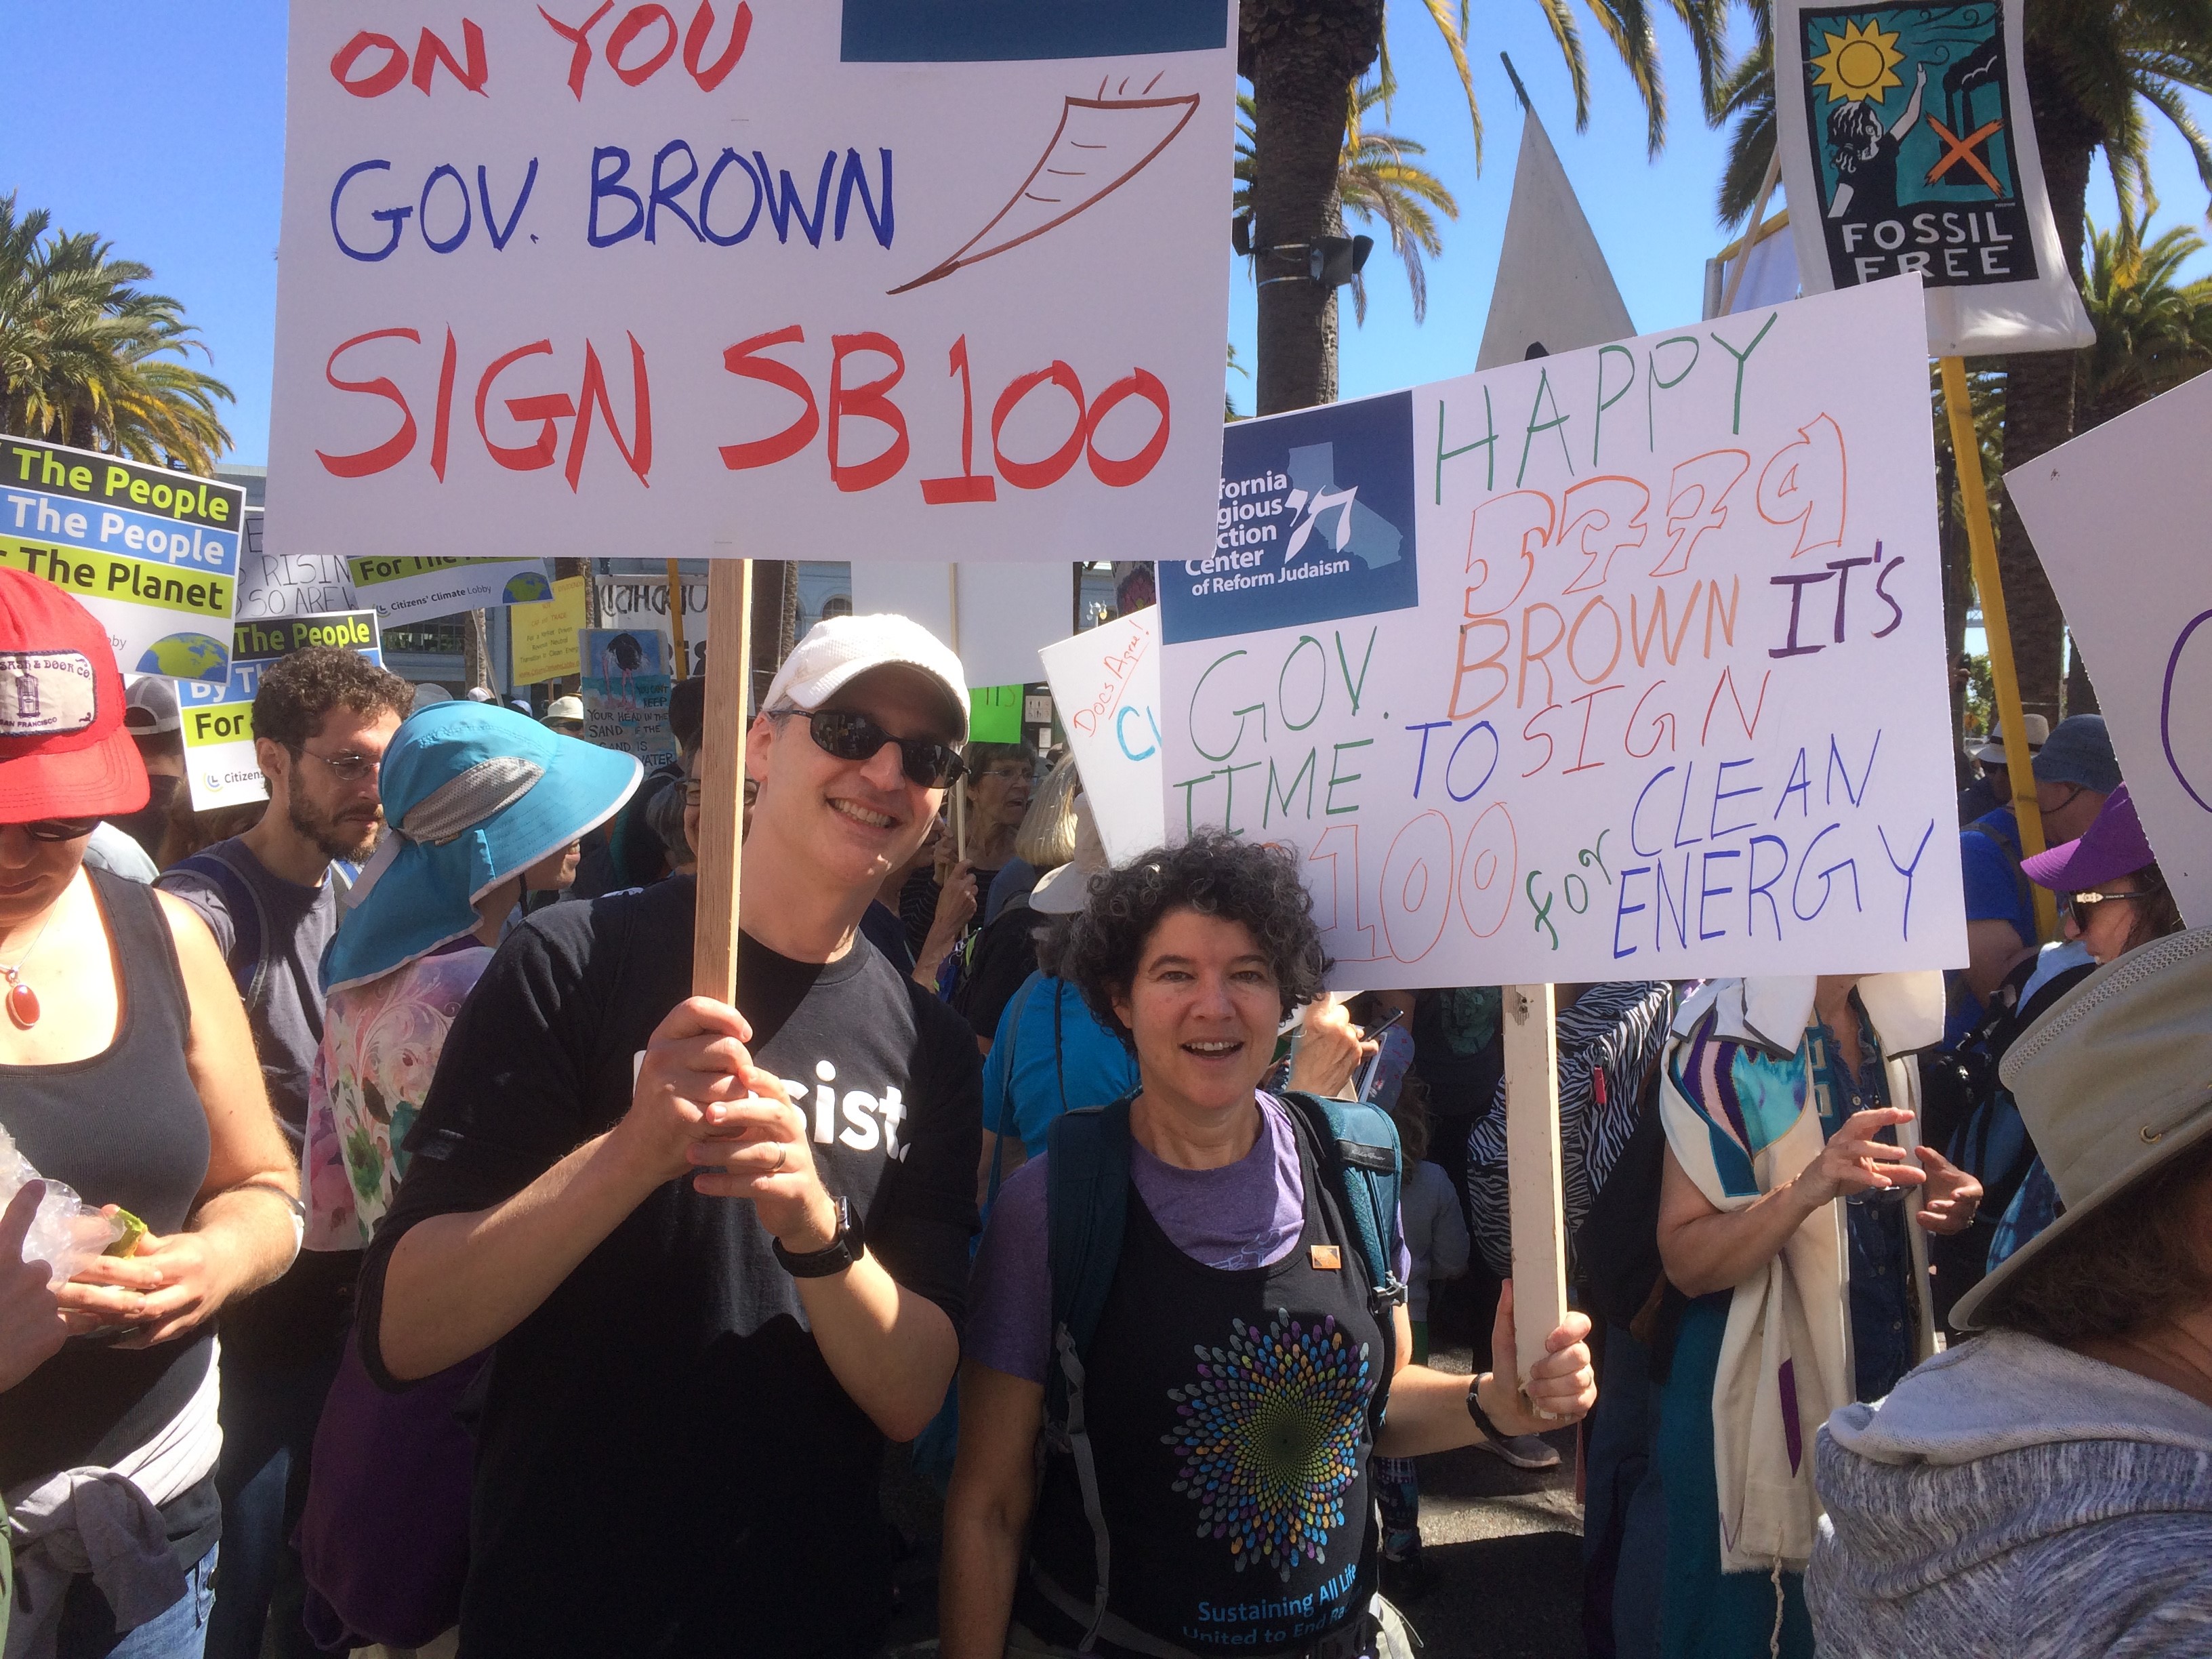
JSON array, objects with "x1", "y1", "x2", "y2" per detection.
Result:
[
  {"x1": 2007, "y1": 371, "x2": 2212, "y2": 927},
  {"x1": 850, "y1": 560, "x2": 1071, "y2": 691},
  {"x1": 1041, "y1": 606, "x2": 1166, "y2": 863}
]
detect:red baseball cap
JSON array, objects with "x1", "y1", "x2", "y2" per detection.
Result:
[{"x1": 0, "y1": 568, "x2": 150, "y2": 821}]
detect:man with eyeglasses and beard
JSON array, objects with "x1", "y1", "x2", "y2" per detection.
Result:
[
  {"x1": 157, "y1": 645, "x2": 413, "y2": 1659},
  {"x1": 362, "y1": 615, "x2": 985, "y2": 1659}
]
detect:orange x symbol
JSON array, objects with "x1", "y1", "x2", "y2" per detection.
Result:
[{"x1": 1925, "y1": 117, "x2": 2006, "y2": 195}]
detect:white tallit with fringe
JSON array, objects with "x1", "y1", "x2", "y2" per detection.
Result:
[{"x1": 1658, "y1": 975, "x2": 1943, "y2": 1572}]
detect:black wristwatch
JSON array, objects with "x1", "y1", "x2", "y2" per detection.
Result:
[
  {"x1": 773, "y1": 1195, "x2": 863, "y2": 1278},
  {"x1": 1466, "y1": 1375, "x2": 1509, "y2": 1448}
]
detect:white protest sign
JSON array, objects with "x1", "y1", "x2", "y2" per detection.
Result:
[
  {"x1": 2007, "y1": 371, "x2": 2212, "y2": 927},
  {"x1": 1772, "y1": 0, "x2": 2090, "y2": 356},
  {"x1": 268, "y1": 5, "x2": 1236, "y2": 568},
  {"x1": 2, "y1": 435, "x2": 245, "y2": 684},
  {"x1": 180, "y1": 611, "x2": 387, "y2": 809},
  {"x1": 234, "y1": 510, "x2": 361, "y2": 619},
  {"x1": 346, "y1": 554, "x2": 553, "y2": 621},
  {"x1": 1159, "y1": 277, "x2": 1965, "y2": 988},
  {"x1": 1041, "y1": 606, "x2": 1166, "y2": 863},
  {"x1": 851, "y1": 560, "x2": 1070, "y2": 690}
]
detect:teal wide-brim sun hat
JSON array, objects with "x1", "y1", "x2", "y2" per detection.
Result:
[{"x1": 324, "y1": 701, "x2": 641, "y2": 994}]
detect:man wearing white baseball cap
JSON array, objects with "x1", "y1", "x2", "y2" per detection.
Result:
[{"x1": 361, "y1": 614, "x2": 983, "y2": 1659}]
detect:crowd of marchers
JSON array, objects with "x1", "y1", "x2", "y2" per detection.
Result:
[{"x1": 4, "y1": 562, "x2": 2209, "y2": 1659}]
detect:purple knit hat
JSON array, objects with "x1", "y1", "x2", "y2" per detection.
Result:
[{"x1": 2022, "y1": 783, "x2": 2155, "y2": 891}]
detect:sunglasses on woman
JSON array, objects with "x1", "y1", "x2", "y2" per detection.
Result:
[
  {"x1": 3, "y1": 817, "x2": 101, "y2": 842},
  {"x1": 775, "y1": 708, "x2": 966, "y2": 788},
  {"x1": 2068, "y1": 888, "x2": 2151, "y2": 925}
]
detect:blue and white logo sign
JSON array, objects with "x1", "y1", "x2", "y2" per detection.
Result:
[{"x1": 1162, "y1": 392, "x2": 1418, "y2": 644}]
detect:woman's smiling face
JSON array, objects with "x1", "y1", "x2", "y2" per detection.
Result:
[{"x1": 1111, "y1": 907, "x2": 1282, "y2": 1118}]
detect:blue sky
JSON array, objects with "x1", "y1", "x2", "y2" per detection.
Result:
[{"x1": 5, "y1": 0, "x2": 2207, "y2": 462}]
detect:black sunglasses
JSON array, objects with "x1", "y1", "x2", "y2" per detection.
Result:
[
  {"x1": 5, "y1": 817, "x2": 101, "y2": 842},
  {"x1": 777, "y1": 708, "x2": 966, "y2": 788},
  {"x1": 2068, "y1": 888, "x2": 2152, "y2": 925}
]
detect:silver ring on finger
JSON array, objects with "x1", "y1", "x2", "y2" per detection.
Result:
[{"x1": 768, "y1": 1143, "x2": 787, "y2": 1174}]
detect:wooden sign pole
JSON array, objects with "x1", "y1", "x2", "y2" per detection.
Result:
[
  {"x1": 666, "y1": 559, "x2": 689, "y2": 681},
  {"x1": 691, "y1": 558, "x2": 754, "y2": 1002},
  {"x1": 1502, "y1": 982, "x2": 1568, "y2": 1413},
  {"x1": 1939, "y1": 356, "x2": 2057, "y2": 943}
]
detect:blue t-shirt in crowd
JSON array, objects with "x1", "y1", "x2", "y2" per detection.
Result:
[
  {"x1": 1950, "y1": 806, "x2": 2036, "y2": 1042},
  {"x1": 981, "y1": 971, "x2": 1139, "y2": 1158}
]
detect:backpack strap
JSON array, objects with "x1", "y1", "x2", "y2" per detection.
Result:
[
  {"x1": 167, "y1": 848, "x2": 265, "y2": 1005},
  {"x1": 1276, "y1": 1090, "x2": 1410, "y2": 1324},
  {"x1": 1043, "y1": 1092, "x2": 1136, "y2": 1652},
  {"x1": 983, "y1": 971, "x2": 1046, "y2": 1210}
]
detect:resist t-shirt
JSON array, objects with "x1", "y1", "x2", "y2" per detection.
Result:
[{"x1": 356, "y1": 876, "x2": 981, "y2": 1659}]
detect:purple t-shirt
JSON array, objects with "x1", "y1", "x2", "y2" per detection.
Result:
[{"x1": 965, "y1": 1093, "x2": 1410, "y2": 1385}]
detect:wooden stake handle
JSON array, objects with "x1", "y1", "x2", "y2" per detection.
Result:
[
  {"x1": 667, "y1": 559, "x2": 689, "y2": 680},
  {"x1": 691, "y1": 559, "x2": 753, "y2": 1001},
  {"x1": 1503, "y1": 982, "x2": 1568, "y2": 1412},
  {"x1": 1939, "y1": 356, "x2": 2057, "y2": 943}
]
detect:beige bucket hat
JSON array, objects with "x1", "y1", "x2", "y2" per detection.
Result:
[{"x1": 1953, "y1": 925, "x2": 2212, "y2": 1330}]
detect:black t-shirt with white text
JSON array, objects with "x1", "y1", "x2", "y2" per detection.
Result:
[{"x1": 356, "y1": 876, "x2": 981, "y2": 1659}]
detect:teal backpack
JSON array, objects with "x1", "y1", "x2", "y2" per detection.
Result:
[{"x1": 1039, "y1": 1089, "x2": 1408, "y2": 1650}]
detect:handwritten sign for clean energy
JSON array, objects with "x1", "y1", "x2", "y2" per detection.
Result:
[
  {"x1": 2009, "y1": 371, "x2": 2212, "y2": 928},
  {"x1": 3, "y1": 435, "x2": 245, "y2": 684},
  {"x1": 346, "y1": 554, "x2": 552, "y2": 621},
  {"x1": 181, "y1": 611, "x2": 387, "y2": 809},
  {"x1": 1160, "y1": 278, "x2": 1965, "y2": 987},
  {"x1": 268, "y1": 3, "x2": 1236, "y2": 568},
  {"x1": 1041, "y1": 605, "x2": 1166, "y2": 863}
]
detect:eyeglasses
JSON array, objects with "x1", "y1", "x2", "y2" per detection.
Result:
[
  {"x1": 296, "y1": 747, "x2": 381, "y2": 783},
  {"x1": 977, "y1": 764, "x2": 1032, "y2": 784},
  {"x1": 3, "y1": 817, "x2": 100, "y2": 842},
  {"x1": 2069, "y1": 888, "x2": 2152, "y2": 924},
  {"x1": 773, "y1": 708, "x2": 966, "y2": 789}
]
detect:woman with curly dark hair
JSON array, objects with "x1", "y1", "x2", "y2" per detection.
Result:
[{"x1": 943, "y1": 833, "x2": 1596, "y2": 1659}]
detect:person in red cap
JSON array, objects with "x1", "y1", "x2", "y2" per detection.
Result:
[{"x1": 0, "y1": 569, "x2": 300, "y2": 1658}]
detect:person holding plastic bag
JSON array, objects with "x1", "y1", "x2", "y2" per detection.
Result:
[{"x1": 0, "y1": 569, "x2": 300, "y2": 1659}]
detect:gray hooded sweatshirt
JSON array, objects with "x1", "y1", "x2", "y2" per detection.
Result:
[{"x1": 1808, "y1": 1329, "x2": 2212, "y2": 1656}]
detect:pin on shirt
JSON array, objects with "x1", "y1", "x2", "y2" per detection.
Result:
[{"x1": 1309, "y1": 1244, "x2": 1342, "y2": 1271}]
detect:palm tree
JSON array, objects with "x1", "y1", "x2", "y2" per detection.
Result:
[
  {"x1": 1241, "y1": 0, "x2": 1726, "y2": 415},
  {"x1": 1236, "y1": 79, "x2": 1462, "y2": 333},
  {"x1": 2078, "y1": 211, "x2": 2212, "y2": 428},
  {"x1": 0, "y1": 193, "x2": 234, "y2": 473},
  {"x1": 1711, "y1": 5, "x2": 2212, "y2": 718}
]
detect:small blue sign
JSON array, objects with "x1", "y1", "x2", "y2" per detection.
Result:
[
  {"x1": 1162, "y1": 391, "x2": 1419, "y2": 644},
  {"x1": 841, "y1": 1, "x2": 1226, "y2": 63}
]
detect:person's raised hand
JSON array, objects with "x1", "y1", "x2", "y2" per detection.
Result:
[
  {"x1": 1795, "y1": 1105, "x2": 1923, "y2": 1206},
  {"x1": 616, "y1": 998, "x2": 790, "y2": 1189},
  {"x1": 686, "y1": 1094, "x2": 840, "y2": 1254},
  {"x1": 1484, "y1": 1279, "x2": 1597, "y2": 1432},
  {"x1": 1911, "y1": 1144, "x2": 1984, "y2": 1235},
  {"x1": 1284, "y1": 997, "x2": 1376, "y2": 1099},
  {"x1": 0, "y1": 1182, "x2": 67, "y2": 1390},
  {"x1": 916, "y1": 861, "x2": 977, "y2": 983}
]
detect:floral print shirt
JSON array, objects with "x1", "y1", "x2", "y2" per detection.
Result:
[{"x1": 303, "y1": 943, "x2": 495, "y2": 1251}]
